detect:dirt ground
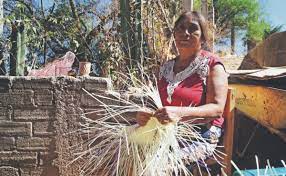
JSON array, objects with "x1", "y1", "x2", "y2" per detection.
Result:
[{"x1": 220, "y1": 55, "x2": 244, "y2": 70}]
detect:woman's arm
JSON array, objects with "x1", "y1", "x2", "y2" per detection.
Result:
[{"x1": 154, "y1": 64, "x2": 228, "y2": 124}]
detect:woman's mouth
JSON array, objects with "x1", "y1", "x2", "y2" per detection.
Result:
[{"x1": 176, "y1": 40, "x2": 191, "y2": 44}]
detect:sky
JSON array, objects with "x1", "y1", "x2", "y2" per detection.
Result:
[{"x1": 259, "y1": 0, "x2": 286, "y2": 30}]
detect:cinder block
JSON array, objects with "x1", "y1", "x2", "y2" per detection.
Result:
[
  {"x1": 0, "y1": 122, "x2": 32, "y2": 137},
  {"x1": 81, "y1": 91, "x2": 121, "y2": 108},
  {"x1": 0, "y1": 93, "x2": 10, "y2": 107},
  {"x1": 0, "y1": 166, "x2": 19, "y2": 176},
  {"x1": 0, "y1": 137, "x2": 15, "y2": 151},
  {"x1": 16, "y1": 137, "x2": 53, "y2": 151},
  {"x1": 0, "y1": 77, "x2": 11, "y2": 93},
  {"x1": 14, "y1": 108, "x2": 55, "y2": 121},
  {"x1": 38, "y1": 151, "x2": 57, "y2": 166},
  {"x1": 55, "y1": 77, "x2": 83, "y2": 90},
  {"x1": 58, "y1": 90, "x2": 81, "y2": 104},
  {"x1": 122, "y1": 93, "x2": 151, "y2": 107},
  {"x1": 12, "y1": 77, "x2": 55, "y2": 89},
  {"x1": 20, "y1": 167, "x2": 44, "y2": 176},
  {"x1": 33, "y1": 121, "x2": 55, "y2": 136},
  {"x1": 83, "y1": 108, "x2": 104, "y2": 120},
  {"x1": 34, "y1": 89, "x2": 54, "y2": 106},
  {"x1": 20, "y1": 166, "x2": 59, "y2": 176},
  {"x1": 64, "y1": 93, "x2": 76, "y2": 104},
  {"x1": 82, "y1": 77, "x2": 112, "y2": 92},
  {"x1": 0, "y1": 107, "x2": 8, "y2": 121},
  {"x1": 0, "y1": 90, "x2": 35, "y2": 107},
  {"x1": 0, "y1": 151, "x2": 37, "y2": 167}
]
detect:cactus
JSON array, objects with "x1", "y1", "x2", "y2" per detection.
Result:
[
  {"x1": 10, "y1": 21, "x2": 25, "y2": 76},
  {"x1": 16, "y1": 22, "x2": 25, "y2": 76},
  {"x1": 120, "y1": 0, "x2": 143, "y2": 67}
]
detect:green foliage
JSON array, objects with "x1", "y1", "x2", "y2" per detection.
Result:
[
  {"x1": 213, "y1": 0, "x2": 271, "y2": 50},
  {"x1": 3, "y1": 0, "x2": 118, "y2": 75},
  {"x1": 214, "y1": 0, "x2": 267, "y2": 38},
  {"x1": 1, "y1": 0, "x2": 181, "y2": 78},
  {"x1": 263, "y1": 24, "x2": 284, "y2": 39},
  {"x1": 246, "y1": 19, "x2": 270, "y2": 43},
  {"x1": 193, "y1": 0, "x2": 201, "y2": 11}
]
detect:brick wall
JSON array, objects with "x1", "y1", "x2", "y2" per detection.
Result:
[{"x1": 0, "y1": 76, "x2": 113, "y2": 176}]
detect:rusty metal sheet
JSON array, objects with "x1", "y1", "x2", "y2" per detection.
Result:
[{"x1": 230, "y1": 84, "x2": 286, "y2": 129}]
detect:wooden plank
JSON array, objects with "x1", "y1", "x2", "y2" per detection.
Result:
[
  {"x1": 228, "y1": 67, "x2": 286, "y2": 80},
  {"x1": 182, "y1": 0, "x2": 193, "y2": 11},
  {"x1": 222, "y1": 88, "x2": 236, "y2": 176}
]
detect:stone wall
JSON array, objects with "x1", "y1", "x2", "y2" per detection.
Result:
[{"x1": 0, "y1": 76, "x2": 113, "y2": 176}]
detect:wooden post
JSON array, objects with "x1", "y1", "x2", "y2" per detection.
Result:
[
  {"x1": 0, "y1": 0, "x2": 3, "y2": 36},
  {"x1": 201, "y1": 0, "x2": 208, "y2": 18},
  {"x1": 222, "y1": 88, "x2": 236, "y2": 176},
  {"x1": 210, "y1": 0, "x2": 215, "y2": 52},
  {"x1": 120, "y1": 0, "x2": 132, "y2": 62},
  {"x1": 182, "y1": 0, "x2": 193, "y2": 12},
  {"x1": 201, "y1": 0, "x2": 215, "y2": 52}
]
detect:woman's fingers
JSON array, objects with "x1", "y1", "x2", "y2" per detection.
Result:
[
  {"x1": 136, "y1": 111, "x2": 151, "y2": 126},
  {"x1": 136, "y1": 116, "x2": 149, "y2": 126},
  {"x1": 160, "y1": 119, "x2": 170, "y2": 124},
  {"x1": 154, "y1": 109, "x2": 172, "y2": 124},
  {"x1": 136, "y1": 107, "x2": 178, "y2": 125},
  {"x1": 155, "y1": 107, "x2": 166, "y2": 113}
]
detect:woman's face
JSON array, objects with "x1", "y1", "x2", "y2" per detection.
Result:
[{"x1": 174, "y1": 17, "x2": 203, "y2": 53}]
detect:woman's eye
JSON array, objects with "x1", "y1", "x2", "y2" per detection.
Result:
[{"x1": 188, "y1": 26, "x2": 199, "y2": 33}]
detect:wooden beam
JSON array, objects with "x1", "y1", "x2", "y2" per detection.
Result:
[
  {"x1": 201, "y1": 0, "x2": 208, "y2": 18},
  {"x1": 182, "y1": 0, "x2": 193, "y2": 12},
  {"x1": 222, "y1": 88, "x2": 236, "y2": 176}
]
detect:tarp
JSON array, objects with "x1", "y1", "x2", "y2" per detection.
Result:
[{"x1": 28, "y1": 51, "x2": 75, "y2": 76}]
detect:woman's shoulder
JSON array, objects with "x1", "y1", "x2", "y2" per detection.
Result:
[
  {"x1": 200, "y1": 50, "x2": 220, "y2": 60},
  {"x1": 200, "y1": 50, "x2": 224, "y2": 69}
]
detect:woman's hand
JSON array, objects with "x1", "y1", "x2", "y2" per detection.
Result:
[
  {"x1": 154, "y1": 106, "x2": 182, "y2": 124},
  {"x1": 136, "y1": 110, "x2": 153, "y2": 126}
]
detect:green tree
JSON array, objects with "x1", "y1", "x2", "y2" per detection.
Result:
[
  {"x1": 1, "y1": 0, "x2": 183, "y2": 78},
  {"x1": 3, "y1": 0, "x2": 117, "y2": 75},
  {"x1": 214, "y1": 0, "x2": 269, "y2": 54},
  {"x1": 246, "y1": 23, "x2": 283, "y2": 51},
  {"x1": 244, "y1": 19, "x2": 270, "y2": 51}
]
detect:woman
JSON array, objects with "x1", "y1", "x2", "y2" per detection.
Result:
[{"x1": 137, "y1": 11, "x2": 228, "y2": 162}]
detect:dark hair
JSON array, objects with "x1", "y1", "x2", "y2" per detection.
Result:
[{"x1": 174, "y1": 11, "x2": 210, "y2": 50}]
